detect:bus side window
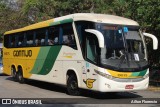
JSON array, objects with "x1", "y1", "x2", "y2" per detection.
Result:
[
  {"x1": 11, "y1": 36, "x2": 16, "y2": 48},
  {"x1": 26, "y1": 31, "x2": 34, "y2": 46},
  {"x1": 17, "y1": 33, "x2": 24, "y2": 47},
  {"x1": 75, "y1": 21, "x2": 95, "y2": 57},
  {"x1": 61, "y1": 23, "x2": 77, "y2": 49},
  {"x1": 36, "y1": 29, "x2": 46, "y2": 46},
  {"x1": 86, "y1": 36, "x2": 98, "y2": 64},
  {"x1": 48, "y1": 26, "x2": 60, "y2": 45},
  {"x1": 4, "y1": 35, "x2": 10, "y2": 48}
]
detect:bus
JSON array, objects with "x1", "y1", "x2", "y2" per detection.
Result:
[
  {"x1": 3, "y1": 13, "x2": 158, "y2": 95},
  {"x1": 0, "y1": 43, "x2": 3, "y2": 74}
]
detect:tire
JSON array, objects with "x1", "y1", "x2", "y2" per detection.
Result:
[
  {"x1": 67, "y1": 74, "x2": 80, "y2": 96},
  {"x1": 11, "y1": 67, "x2": 17, "y2": 81},
  {"x1": 17, "y1": 68, "x2": 25, "y2": 84}
]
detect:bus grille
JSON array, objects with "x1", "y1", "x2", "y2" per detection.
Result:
[{"x1": 112, "y1": 77, "x2": 145, "y2": 82}]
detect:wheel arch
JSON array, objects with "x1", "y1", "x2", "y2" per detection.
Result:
[
  {"x1": 17, "y1": 65, "x2": 23, "y2": 73},
  {"x1": 66, "y1": 69, "x2": 80, "y2": 87},
  {"x1": 11, "y1": 64, "x2": 17, "y2": 72}
]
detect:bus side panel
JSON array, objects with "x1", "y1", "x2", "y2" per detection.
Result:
[
  {"x1": 60, "y1": 46, "x2": 86, "y2": 87},
  {"x1": 3, "y1": 47, "x2": 40, "y2": 78},
  {"x1": 3, "y1": 59, "x2": 12, "y2": 75},
  {"x1": 26, "y1": 46, "x2": 64, "y2": 84},
  {"x1": 28, "y1": 61, "x2": 64, "y2": 84}
]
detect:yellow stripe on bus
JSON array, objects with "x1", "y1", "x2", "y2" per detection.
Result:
[{"x1": 107, "y1": 69, "x2": 132, "y2": 78}]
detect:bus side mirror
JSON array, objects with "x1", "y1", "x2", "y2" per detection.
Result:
[
  {"x1": 143, "y1": 33, "x2": 158, "y2": 50},
  {"x1": 85, "y1": 29, "x2": 104, "y2": 48}
]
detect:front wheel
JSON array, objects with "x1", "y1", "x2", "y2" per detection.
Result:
[{"x1": 67, "y1": 74, "x2": 80, "y2": 96}]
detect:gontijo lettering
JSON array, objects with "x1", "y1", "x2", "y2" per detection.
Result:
[{"x1": 13, "y1": 50, "x2": 32, "y2": 57}]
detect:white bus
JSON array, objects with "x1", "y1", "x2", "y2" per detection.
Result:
[{"x1": 3, "y1": 13, "x2": 158, "y2": 95}]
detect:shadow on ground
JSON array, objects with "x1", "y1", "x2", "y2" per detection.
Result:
[
  {"x1": 5, "y1": 76, "x2": 142, "y2": 102},
  {"x1": 0, "y1": 74, "x2": 8, "y2": 76}
]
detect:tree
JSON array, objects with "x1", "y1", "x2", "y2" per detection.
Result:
[
  {"x1": 0, "y1": 0, "x2": 30, "y2": 34},
  {"x1": 21, "y1": 0, "x2": 57, "y2": 23}
]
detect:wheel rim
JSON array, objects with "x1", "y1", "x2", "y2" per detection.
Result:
[
  {"x1": 19, "y1": 73, "x2": 22, "y2": 81},
  {"x1": 70, "y1": 80, "x2": 78, "y2": 90},
  {"x1": 67, "y1": 75, "x2": 80, "y2": 95},
  {"x1": 11, "y1": 68, "x2": 16, "y2": 78}
]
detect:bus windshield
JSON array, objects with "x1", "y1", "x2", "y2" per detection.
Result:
[{"x1": 96, "y1": 24, "x2": 147, "y2": 71}]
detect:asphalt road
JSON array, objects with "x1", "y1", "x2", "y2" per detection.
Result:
[{"x1": 0, "y1": 75, "x2": 160, "y2": 107}]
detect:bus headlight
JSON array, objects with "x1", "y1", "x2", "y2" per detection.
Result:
[{"x1": 94, "y1": 69, "x2": 113, "y2": 80}]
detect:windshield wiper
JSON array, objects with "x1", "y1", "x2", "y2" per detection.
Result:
[
  {"x1": 117, "y1": 28, "x2": 129, "y2": 69},
  {"x1": 117, "y1": 49, "x2": 131, "y2": 69},
  {"x1": 117, "y1": 54, "x2": 126, "y2": 69}
]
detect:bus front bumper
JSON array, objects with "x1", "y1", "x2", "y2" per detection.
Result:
[{"x1": 97, "y1": 76, "x2": 149, "y2": 92}]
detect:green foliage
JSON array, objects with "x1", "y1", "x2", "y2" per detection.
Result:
[
  {"x1": 21, "y1": 0, "x2": 60, "y2": 23},
  {"x1": 0, "y1": 0, "x2": 29, "y2": 34}
]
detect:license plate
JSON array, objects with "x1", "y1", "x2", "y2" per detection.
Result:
[{"x1": 125, "y1": 85, "x2": 134, "y2": 89}]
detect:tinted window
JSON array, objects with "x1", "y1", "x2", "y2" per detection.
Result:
[
  {"x1": 11, "y1": 35, "x2": 16, "y2": 47},
  {"x1": 26, "y1": 31, "x2": 34, "y2": 46},
  {"x1": 4, "y1": 23, "x2": 77, "y2": 48},
  {"x1": 35, "y1": 29, "x2": 47, "y2": 46},
  {"x1": 75, "y1": 21, "x2": 95, "y2": 57},
  {"x1": 48, "y1": 26, "x2": 59, "y2": 45},
  {"x1": 86, "y1": 36, "x2": 98, "y2": 64},
  {"x1": 17, "y1": 33, "x2": 25, "y2": 47},
  {"x1": 4, "y1": 35, "x2": 10, "y2": 48},
  {"x1": 61, "y1": 23, "x2": 77, "y2": 49}
]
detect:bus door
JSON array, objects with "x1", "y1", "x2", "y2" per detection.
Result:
[
  {"x1": 81, "y1": 61, "x2": 87, "y2": 88},
  {"x1": 83, "y1": 36, "x2": 98, "y2": 89}
]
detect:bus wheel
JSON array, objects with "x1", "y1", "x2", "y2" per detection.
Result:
[
  {"x1": 67, "y1": 74, "x2": 80, "y2": 96},
  {"x1": 11, "y1": 67, "x2": 17, "y2": 81},
  {"x1": 17, "y1": 68, "x2": 25, "y2": 84}
]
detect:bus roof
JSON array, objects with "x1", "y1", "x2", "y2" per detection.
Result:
[{"x1": 4, "y1": 13, "x2": 139, "y2": 35}]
